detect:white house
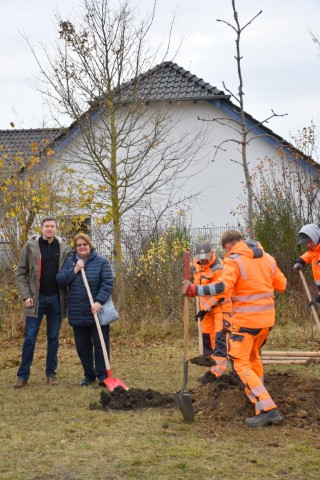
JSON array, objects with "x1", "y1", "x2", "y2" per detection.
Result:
[{"x1": 1, "y1": 61, "x2": 319, "y2": 235}]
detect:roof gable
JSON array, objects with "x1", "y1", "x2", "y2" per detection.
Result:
[{"x1": 117, "y1": 61, "x2": 229, "y2": 103}]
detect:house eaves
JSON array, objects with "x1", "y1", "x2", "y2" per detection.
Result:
[
  {"x1": 218, "y1": 99, "x2": 320, "y2": 172},
  {"x1": 122, "y1": 94, "x2": 228, "y2": 104}
]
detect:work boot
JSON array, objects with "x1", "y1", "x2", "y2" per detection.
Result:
[
  {"x1": 47, "y1": 375, "x2": 58, "y2": 386},
  {"x1": 245, "y1": 408, "x2": 283, "y2": 427},
  {"x1": 190, "y1": 355, "x2": 216, "y2": 367},
  {"x1": 198, "y1": 371, "x2": 218, "y2": 384},
  {"x1": 13, "y1": 378, "x2": 28, "y2": 389}
]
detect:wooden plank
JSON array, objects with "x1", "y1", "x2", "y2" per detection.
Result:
[
  {"x1": 262, "y1": 351, "x2": 320, "y2": 357},
  {"x1": 262, "y1": 359, "x2": 307, "y2": 364}
]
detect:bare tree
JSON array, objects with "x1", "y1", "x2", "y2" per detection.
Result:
[
  {"x1": 200, "y1": 0, "x2": 287, "y2": 238},
  {"x1": 26, "y1": 0, "x2": 208, "y2": 275}
]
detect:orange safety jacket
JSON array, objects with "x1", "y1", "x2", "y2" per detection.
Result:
[
  {"x1": 299, "y1": 243, "x2": 320, "y2": 286},
  {"x1": 196, "y1": 240, "x2": 286, "y2": 328},
  {"x1": 192, "y1": 253, "x2": 232, "y2": 313}
]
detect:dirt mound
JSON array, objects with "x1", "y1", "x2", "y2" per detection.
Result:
[
  {"x1": 89, "y1": 371, "x2": 320, "y2": 431},
  {"x1": 192, "y1": 371, "x2": 320, "y2": 430},
  {"x1": 90, "y1": 387, "x2": 176, "y2": 411}
]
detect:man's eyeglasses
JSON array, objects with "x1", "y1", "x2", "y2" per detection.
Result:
[{"x1": 75, "y1": 243, "x2": 88, "y2": 247}]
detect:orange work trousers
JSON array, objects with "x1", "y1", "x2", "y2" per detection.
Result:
[
  {"x1": 228, "y1": 326, "x2": 277, "y2": 415},
  {"x1": 201, "y1": 310, "x2": 230, "y2": 377}
]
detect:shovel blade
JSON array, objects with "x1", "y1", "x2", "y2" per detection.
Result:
[
  {"x1": 103, "y1": 376, "x2": 129, "y2": 393},
  {"x1": 174, "y1": 391, "x2": 195, "y2": 422}
]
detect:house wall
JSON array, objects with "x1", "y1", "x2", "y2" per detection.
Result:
[
  {"x1": 160, "y1": 100, "x2": 286, "y2": 228},
  {"x1": 53, "y1": 99, "x2": 313, "y2": 230}
]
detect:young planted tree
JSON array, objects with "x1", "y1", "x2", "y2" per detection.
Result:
[
  {"x1": 201, "y1": 0, "x2": 287, "y2": 238},
  {"x1": 27, "y1": 0, "x2": 207, "y2": 276}
]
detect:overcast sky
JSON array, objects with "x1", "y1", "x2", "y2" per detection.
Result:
[{"x1": 1, "y1": 0, "x2": 320, "y2": 147}]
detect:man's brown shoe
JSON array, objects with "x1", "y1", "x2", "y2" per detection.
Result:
[
  {"x1": 47, "y1": 375, "x2": 58, "y2": 386},
  {"x1": 13, "y1": 378, "x2": 28, "y2": 389}
]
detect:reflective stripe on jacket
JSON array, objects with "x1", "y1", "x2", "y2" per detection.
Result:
[
  {"x1": 192, "y1": 253, "x2": 232, "y2": 312},
  {"x1": 197, "y1": 240, "x2": 286, "y2": 328}
]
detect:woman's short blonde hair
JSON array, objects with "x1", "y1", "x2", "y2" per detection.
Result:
[{"x1": 74, "y1": 233, "x2": 95, "y2": 251}]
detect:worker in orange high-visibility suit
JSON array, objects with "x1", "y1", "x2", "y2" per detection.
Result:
[
  {"x1": 190, "y1": 242, "x2": 232, "y2": 383},
  {"x1": 182, "y1": 230, "x2": 287, "y2": 428},
  {"x1": 293, "y1": 224, "x2": 320, "y2": 306}
]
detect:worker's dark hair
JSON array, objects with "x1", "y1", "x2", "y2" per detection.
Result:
[
  {"x1": 221, "y1": 229, "x2": 243, "y2": 248},
  {"x1": 41, "y1": 217, "x2": 58, "y2": 226}
]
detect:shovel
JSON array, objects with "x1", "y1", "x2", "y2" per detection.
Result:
[
  {"x1": 298, "y1": 269, "x2": 320, "y2": 332},
  {"x1": 175, "y1": 250, "x2": 195, "y2": 422},
  {"x1": 81, "y1": 269, "x2": 128, "y2": 392}
]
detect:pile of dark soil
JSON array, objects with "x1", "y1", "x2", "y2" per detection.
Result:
[
  {"x1": 89, "y1": 387, "x2": 176, "y2": 411},
  {"x1": 192, "y1": 371, "x2": 320, "y2": 430},
  {"x1": 89, "y1": 371, "x2": 320, "y2": 431}
]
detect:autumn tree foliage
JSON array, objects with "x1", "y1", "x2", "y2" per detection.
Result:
[{"x1": 0, "y1": 141, "x2": 100, "y2": 268}]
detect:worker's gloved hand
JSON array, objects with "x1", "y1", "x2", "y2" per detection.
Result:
[
  {"x1": 195, "y1": 309, "x2": 207, "y2": 321},
  {"x1": 293, "y1": 262, "x2": 303, "y2": 272},
  {"x1": 309, "y1": 294, "x2": 320, "y2": 307},
  {"x1": 181, "y1": 280, "x2": 197, "y2": 297}
]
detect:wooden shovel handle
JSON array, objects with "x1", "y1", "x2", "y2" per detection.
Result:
[
  {"x1": 81, "y1": 268, "x2": 111, "y2": 370},
  {"x1": 298, "y1": 269, "x2": 320, "y2": 332},
  {"x1": 183, "y1": 251, "x2": 190, "y2": 361},
  {"x1": 184, "y1": 250, "x2": 190, "y2": 280}
]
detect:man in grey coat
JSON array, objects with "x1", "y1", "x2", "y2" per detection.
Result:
[{"x1": 14, "y1": 217, "x2": 72, "y2": 388}]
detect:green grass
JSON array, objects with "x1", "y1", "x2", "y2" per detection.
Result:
[{"x1": 1, "y1": 324, "x2": 320, "y2": 480}]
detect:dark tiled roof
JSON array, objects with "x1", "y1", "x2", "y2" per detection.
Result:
[
  {"x1": 1, "y1": 63, "x2": 316, "y2": 174},
  {"x1": 118, "y1": 61, "x2": 228, "y2": 102},
  {"x1": 0, "y1": 128, "x2": 65, "y2": 159}
]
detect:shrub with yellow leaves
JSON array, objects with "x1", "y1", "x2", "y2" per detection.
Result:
[{"x1": 116, "y1": 225, "x2": 191, "y2": 330}]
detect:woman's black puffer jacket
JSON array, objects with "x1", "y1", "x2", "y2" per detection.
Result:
[{"x1": 56, "y1": 249, "x2": 114, "y2": 327}]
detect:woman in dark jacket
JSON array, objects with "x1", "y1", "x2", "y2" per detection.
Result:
[{"x1": 56, "y1": 233, "x2": 114, "y2": 386}]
